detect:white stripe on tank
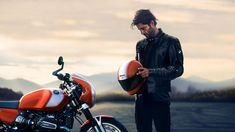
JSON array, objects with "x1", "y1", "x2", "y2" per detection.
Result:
[{"x1": 46, "y1": 88, "x2": 64, "y2": 107}]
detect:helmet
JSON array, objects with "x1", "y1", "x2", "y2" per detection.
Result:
[{"x1": 117, "y1": 60, "x2": 145, "y2": 95}]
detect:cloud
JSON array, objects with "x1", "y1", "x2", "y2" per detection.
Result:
[
  {"x1": 135, "y1": 0, "x2": 235, "y2": 13},
  {"x1": 51, "y1": 30, "x2": 99, "y2": 38},
  {"x1": 62, "y1": 19, "x2": 77, "y2": 26},
  {"x1": 157, "y1": 11, "x2": 194, "y2": 23},
  {"x1": 218, "y1": 34, "x2": 235, "y2": 44},
  {"x1": 184, "y1": 58, "x2": 235, "y2": 81},
  {"x1": 110, "y1": 11, "x2": 135, "y2": 20},
  {"x1": 0, "y1": 34, "x2": 134, "y2": 64},
  {"x1": 0, "y1": 34, "x2": 134, "y2": 84},
  {"x1": 111, "y1": 9, "x2": 194, "y2": 24},
  {"x1": 0, "y1": 0, "x2": 235, "y2": 84},
  {"x1": 31, "y1": 21, "x2": 47, "y2": 27},
  {"x1": 183, "y1": 42, "x2": 235, "y2": 59}
]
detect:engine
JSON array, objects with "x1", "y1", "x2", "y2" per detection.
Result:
[
  {"x1": 14, "y1": 110, "x2": 74, "y2": 132},
  {"x1": 36, "y1": 115, "x2": 58, "y2": 131}
]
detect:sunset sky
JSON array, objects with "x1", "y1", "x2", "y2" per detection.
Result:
[{"x1": 0, "y1": 0, "x2": 235, "y2": 84}]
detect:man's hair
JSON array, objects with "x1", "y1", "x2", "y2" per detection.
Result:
[{"x1": 131, "y1": 9, "x2": 157, "y2": 27}]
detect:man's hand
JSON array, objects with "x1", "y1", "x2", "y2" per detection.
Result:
[{"x1": 136, "y1": 67, "x2": 149, "y2": 78}]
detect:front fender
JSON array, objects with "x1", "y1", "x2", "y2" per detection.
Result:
[
  {"x1": 80, "y1": 115, "x2": 127, "y2": 132},
  {"x1": 80, "y1": 115, "x2": 113, "y2": 128}
]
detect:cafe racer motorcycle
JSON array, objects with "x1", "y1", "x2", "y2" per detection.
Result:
[{"x1": 0, "y1": 56, "x2": 127, "y2": 132}]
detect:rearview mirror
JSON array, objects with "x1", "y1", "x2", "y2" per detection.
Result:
[{"x1": 58, "y1": 56, "x2": 64, "y2": 65}]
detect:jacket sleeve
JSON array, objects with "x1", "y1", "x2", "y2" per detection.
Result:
[
  {"x1": 149, "y1": 38, "x2": 184, "y2": 80},
  {"x1": 135, "y1": 42, "x2": 141, "y2": 61}
]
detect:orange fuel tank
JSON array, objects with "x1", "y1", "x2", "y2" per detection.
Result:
[
  {"x1": 19, "y1": 88, "x2": 68, "y2": 112},
  {"x1": 0, "y1": 108, "x2": 19, "y2": 124}
]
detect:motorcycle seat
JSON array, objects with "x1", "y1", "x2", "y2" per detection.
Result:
[{"x1": 0, "y1": 101, "x2": 19, "y2": 109}]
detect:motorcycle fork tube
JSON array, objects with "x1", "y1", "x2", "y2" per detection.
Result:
[{"x1": 81, "y1": 104, "x2": 105, "y2": 132}]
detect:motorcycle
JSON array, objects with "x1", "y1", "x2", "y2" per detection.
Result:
[{"x1": 0, "y1": 56, "x2": 127, "y2": 132}]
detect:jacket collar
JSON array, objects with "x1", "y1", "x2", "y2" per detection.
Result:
[{"x1": 146, "y1": 28, "x2": 164, "y2": 43}]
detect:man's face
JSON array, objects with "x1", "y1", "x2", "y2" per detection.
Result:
[{"x1": 136, "y1": 23, "x2": 155, "y2": 38}]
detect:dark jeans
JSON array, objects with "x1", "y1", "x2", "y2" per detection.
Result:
[{"x1": 135, "y1": 94, "x2": 171, "y2": 132}]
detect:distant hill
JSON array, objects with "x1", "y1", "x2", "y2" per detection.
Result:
[
  {"x1": 0, "y1": 87, "x2": 23, "y2": 100},
  {"x1": 44, "y1": 73, "x2": 235, "y2": 94},
  {"x1": 87, "y1": 73, "x2": 121, "y2": 93},
  {"x1": 43, "y1": 80, "x2": 61, "y2": 88},
  {"x1": 96, "y1": 92, "x2": 134, "y2": 104},
  {"x1": 43, "y1": 73, "x2": 121, "y2": 94},
  {"x1": 95, "y1": 87, "x2": 235, "y2": 103},
  {"x1": 172, "y1": 77, "x2": 235, "y2": 93},
  {"x1": 0, "y1": 77, "x2": 42, "y2": 94},
  {"x1": 186, "y1": 76, "x2": 212, "y2": 83},
  {"x1": 171, "y1": 87, "x2": 235, "y2": 102},
  {"x1": 2, "y1": 72, "x2": 235, "y2": 97},
  {"x1": 90, "y1": 73, "x2": 235, "y2": 93},
  {"x1": 87, "y1": 73, "x2": 235, "y2": 94}
]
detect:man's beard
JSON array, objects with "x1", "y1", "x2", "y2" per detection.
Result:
[{"x1": 146, "y1": 27, "x2": 155, "y2": 38}]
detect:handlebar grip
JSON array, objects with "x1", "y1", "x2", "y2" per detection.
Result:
[
  {"x1": 57, "y1": 74, "x2": 64, "y2": 80},
  {"x1": 52, "y1": 71, "x2": 57, "y2": 76}
]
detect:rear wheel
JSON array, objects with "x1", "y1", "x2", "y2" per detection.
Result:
[{"x1": 80, "y1": 117, "x2": 127, "y2": 132}]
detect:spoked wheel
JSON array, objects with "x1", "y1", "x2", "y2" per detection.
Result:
[{"x1": 80, "y1": 116, "x2": 127, "y2": 132}]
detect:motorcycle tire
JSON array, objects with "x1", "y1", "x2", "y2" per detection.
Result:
[{"x1": 80, "y1": 116, "x2": 128, "y2": 132}]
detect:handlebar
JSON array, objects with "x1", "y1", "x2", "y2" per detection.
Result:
[
  {"x1": 53, "y1": 70, "x2": 72, "y2": 86},
  {"x1": 52, "y1": 56, "x2": 73, "y2": 86},
  {"x1": 52, "y1": 56, "x2": 83, "y2": 106},
  {"x1": 52, "y1": 70, "x2": 65, "y2": 81}
]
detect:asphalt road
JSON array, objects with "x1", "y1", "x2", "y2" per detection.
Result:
[{"x1": 72, "y1": 102, "x2": 235, "y2": 132}]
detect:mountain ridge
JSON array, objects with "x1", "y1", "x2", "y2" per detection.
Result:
[
  {"x1": 2, "y1": 73, "x2": 235, "y2": 95},
  {"x1": 0, "y1": 77, "x2": 42, "y2": 94}
]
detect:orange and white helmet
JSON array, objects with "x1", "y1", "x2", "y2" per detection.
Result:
[{"x1": 117, "y1": 60, "x2": 144, "y2": 95}]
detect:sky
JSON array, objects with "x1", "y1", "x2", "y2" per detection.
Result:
[{"x1": 0, "y1": 0, "x2": 235, "y2": 84}]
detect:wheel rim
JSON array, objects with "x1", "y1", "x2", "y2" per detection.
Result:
[{"x1": 87, "y1": 122, "x2": 121, "y2": 132}]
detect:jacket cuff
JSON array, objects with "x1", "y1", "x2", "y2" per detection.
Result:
[{"x1": 149, "y1": 68, "x2": 157, "y2": 74}]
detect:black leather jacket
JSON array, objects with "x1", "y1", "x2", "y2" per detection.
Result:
[{"x1": 136, "y1": 29, "x2": 184, "y2": 103}]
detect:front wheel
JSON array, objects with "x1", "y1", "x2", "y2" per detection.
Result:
[{"x1": 80, "y1": 116, "x2": 127, "y2": 132}]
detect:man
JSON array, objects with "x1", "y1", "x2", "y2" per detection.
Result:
[{"x1": 131, "y1": 9, "x2": 184, "y2": 132}]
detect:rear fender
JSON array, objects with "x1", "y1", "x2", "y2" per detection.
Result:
[{"x1": 0, "y1": 108, "x2": 19, "y2": 124}]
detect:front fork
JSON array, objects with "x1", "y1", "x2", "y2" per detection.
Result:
[{"x1": 80, "y1": 104, "x2": 106, "y2": 132}]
